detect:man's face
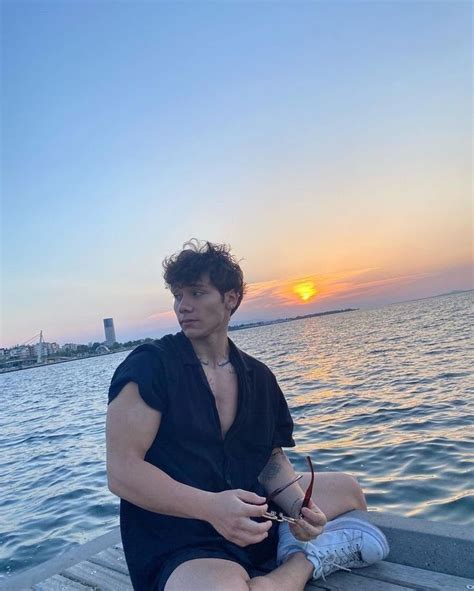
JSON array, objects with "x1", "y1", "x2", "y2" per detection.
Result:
[{"x1": 171, "y1": 274, "x2": 238, "y2": 339}]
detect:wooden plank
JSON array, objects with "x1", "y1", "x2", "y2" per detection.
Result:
[
  {"x1": 61, "y1": 560, "x2": 133, "y2": 591},
  {"x1": 304, "y1": 581, "x2": 330, "y2": 590},
  {"x1": 88, "y1": 547, "x2": 129, "y2": 576},
  {"x1": 0, "y1": 529, "x2": 121, "y2": 591},
  {"x1": 355, "y1": 560, "x2": 474, "y2": 591},
  {"x1": 358, "y1": 511, "x2": 474, "y2": 578},
  {"x1": 258, "y1": 565, "x2": 414, "y2": 590},
  {"x1": 4, "y1": 510, "x2": 474, "y2": 591},
  {"x1": 304, "y1": 570, "x2": 414, "y2": 590},
  {"x1": 32, "y1": 574, "x2": 94, "y2": 590}
]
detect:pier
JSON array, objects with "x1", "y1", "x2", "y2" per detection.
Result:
[{"x1": 2, "y1": 511, "x2": 473, "y2": 590}]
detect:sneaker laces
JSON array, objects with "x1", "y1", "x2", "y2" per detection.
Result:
[{"x1": 310, "y1": 538, "x2": 363, "y2": 581}]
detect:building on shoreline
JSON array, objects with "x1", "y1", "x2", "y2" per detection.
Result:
[{"x1": 103, "y1": 318, "x2": 116, "y2": 346}]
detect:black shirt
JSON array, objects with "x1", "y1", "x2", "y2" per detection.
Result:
[{"x1": 108, "y1": 332, "x2": 295, "y2": 590}]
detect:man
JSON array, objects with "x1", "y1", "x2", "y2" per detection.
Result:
[{"x1": 106, "y1": 240, "x2": 388, "y2": 591}]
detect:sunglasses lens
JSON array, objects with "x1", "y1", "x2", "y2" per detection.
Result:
[{"x1": 266, "y1": 474, "x2": 303, "y2": 503}]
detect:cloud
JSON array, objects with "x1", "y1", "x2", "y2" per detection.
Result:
[
  {"x1": 146, "y1": 310, "x2": 176, "y2": 322},
  {"x1": 241, "y1": 268, "x2": 435, "y2": 312}
]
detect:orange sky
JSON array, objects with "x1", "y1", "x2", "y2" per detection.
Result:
[{"x1": 2, "y1": 2, "x2": 472, "y2": 347}]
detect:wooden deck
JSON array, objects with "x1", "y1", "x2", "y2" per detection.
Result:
[{"x1": 2, "y1": 511, "x2": 473, "y2": 591}]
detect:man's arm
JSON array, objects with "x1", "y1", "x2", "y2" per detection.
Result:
[
  {"x1": 106, "y1": 382, "x2": 272, "y2": 546},
  {"x1": 258, "y1": 448, "x2": 326, "y2": 540},
  {"x1": 106, "y1": 381, "x2": 210, "y2": 518}
]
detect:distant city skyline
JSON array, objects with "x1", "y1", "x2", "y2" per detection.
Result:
[
  {"x1": 3, "y1": 288, "x2": 472, "y2": 349},
  {"x1": 2, "y1": 2, "x2": 472, "y2": 348}
]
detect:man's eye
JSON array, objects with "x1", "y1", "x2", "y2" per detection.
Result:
[
  {"x1": 193, "y1": 291, "x2": 204, "y2": 296},
  {"x1": 173, "y1": 293, "x2": 182, "y2": 300}
]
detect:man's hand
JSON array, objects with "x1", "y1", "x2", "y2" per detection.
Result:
[
  {"x1": 289, "y1": 499, "x2": 327, "y2": 541},
  {"x1": 206, "y1": 489, "x2": 273, "y2": 547}
]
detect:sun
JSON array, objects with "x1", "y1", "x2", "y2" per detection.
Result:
[{"x1": 293, "y1": 281, "x2": 318, "y2": 303}]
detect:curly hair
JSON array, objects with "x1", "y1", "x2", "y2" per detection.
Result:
[{"x1": 162, "y1": 239, "x2": 246, "y2": 315}]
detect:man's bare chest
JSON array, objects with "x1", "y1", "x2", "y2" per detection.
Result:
[{"x1": 202, "y1": 365, "x2": 238, "y2": 437}]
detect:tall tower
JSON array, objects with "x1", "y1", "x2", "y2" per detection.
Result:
[
  {"x1": 103, "y1": 318, "x2": 116, "y2": 345},
  {"x1": 37, "y1": 330, "x2": 44, "y2": 363}
]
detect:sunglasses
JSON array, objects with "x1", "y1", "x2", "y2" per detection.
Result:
[{"x1": 263, "y1": 456, "x2": 315, "y2": 523}]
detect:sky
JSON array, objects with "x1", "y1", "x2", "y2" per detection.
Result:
[{"x1": 1, "y1": 1, "x2": 472, "y2": 347}]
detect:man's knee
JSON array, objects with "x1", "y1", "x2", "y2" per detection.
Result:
[
  {"x1": 167, "y1": 575, "x2": 249, "y2": 591},
  {"x1": 168, "y1": 580, "x2": 249, "y2": 591},
  {"x1": 164, "y1": 558, "x2": 251, "y2": 591},
  {"x1": 341, "y1": 473, "x2": 367, "y2": 511},
  {"x1": 248, "y1": 576, "x2": 277, "y2": 591}
]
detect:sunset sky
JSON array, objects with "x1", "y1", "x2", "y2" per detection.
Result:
[{"x1": 2, "y1": 1, "x2": 472, "y2": 347}]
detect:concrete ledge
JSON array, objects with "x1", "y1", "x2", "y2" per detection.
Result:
[
  {"x1": 351, "y1": 510, "x2": 474, "y2": 578},
  {"x1": 0, "y1": 528, "x2": 121, "y2": 591}
]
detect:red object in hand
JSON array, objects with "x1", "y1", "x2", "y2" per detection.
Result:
[
  {"x1": 301, "y1": 455, "x2": 314, "y2": 509},
  {"x1": 266, "y1": 474, "x2": 303, "y2": 503},
  {"x1": 263, "y1": 455, "x2": 315, "y2": 522}
]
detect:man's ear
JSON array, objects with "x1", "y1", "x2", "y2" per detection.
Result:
[{"x1": 225, "y1": 290, "x2": 238, "y2": 312}]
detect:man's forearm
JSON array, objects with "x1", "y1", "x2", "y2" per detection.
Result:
[
  {"x1": 258, "y1": 448, "x2": 306, "y2": 517},
  {"x1": 108, "y1": 457, "x2": 214, "y2": 522}
]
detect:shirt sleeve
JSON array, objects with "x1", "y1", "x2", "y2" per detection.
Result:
[
  {"x1": 108, "y1": 345, "x2": 168, "y2": 413},
  {"x1": 271, "y1": 376, "x2": 296, "y2": 448}
]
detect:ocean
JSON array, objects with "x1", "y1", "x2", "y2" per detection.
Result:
[{"x1": 1, "y1": 291, "x2": 472, "y2": 579}]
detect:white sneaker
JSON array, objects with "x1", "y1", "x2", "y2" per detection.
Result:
[{"x1": 277, "y1": 516, "x2": 389, "y2": 580}]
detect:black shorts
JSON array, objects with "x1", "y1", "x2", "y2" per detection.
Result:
[{"x1": 154, "y1": 524, "x2": 279, "y2": 591}]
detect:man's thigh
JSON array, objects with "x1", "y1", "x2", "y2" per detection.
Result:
[
  {"x1": 164, "y1": 558, "x2": 250, "y2": 591},
  {"x1": 297, "y1": 470, "x2": 367, "y2": 520}
]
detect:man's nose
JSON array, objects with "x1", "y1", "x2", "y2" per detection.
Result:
[{"x1": 177, "y1": 296, "x2": 193, "y2": 313}]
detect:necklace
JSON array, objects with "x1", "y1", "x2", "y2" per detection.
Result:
[{"x1": 199, "y1": 358, "x2": 231, "y2": 367}]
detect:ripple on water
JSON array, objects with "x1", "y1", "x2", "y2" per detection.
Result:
[{"x1": 1, "y1": 292, "x2": 473, "y2": 580}]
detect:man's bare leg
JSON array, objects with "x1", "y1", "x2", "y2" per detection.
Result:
[
  {"x1": 164, "y1": 558, "x2": 250, "y2": 591},
  {"x1": 250, "y1": 471, "x2": 368, "y2": 590},
  {"x1": 166, "y1": 473, "x2": 366, "y2": 591},
  {"x1": 249, "y1": 552, "x2": 312, "y2": 591},
  {"x1": 300, "y1": 470, "x2": 367, "y2": 519},
  {"x1": 164, "y1": 555, "x2": 312, "y2": 591}
]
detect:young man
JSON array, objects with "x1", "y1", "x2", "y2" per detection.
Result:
[{"x1": 106, "y1": 240, "x2": 388, "y2": 591}]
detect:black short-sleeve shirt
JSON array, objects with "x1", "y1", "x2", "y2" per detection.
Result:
[{"x1": 108, "y1": 332, "x2": 295, "y2": 590}]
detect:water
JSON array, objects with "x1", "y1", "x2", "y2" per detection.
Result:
[{"x1": 1, "y1": 292, "x2": 473, "y2": 579}]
